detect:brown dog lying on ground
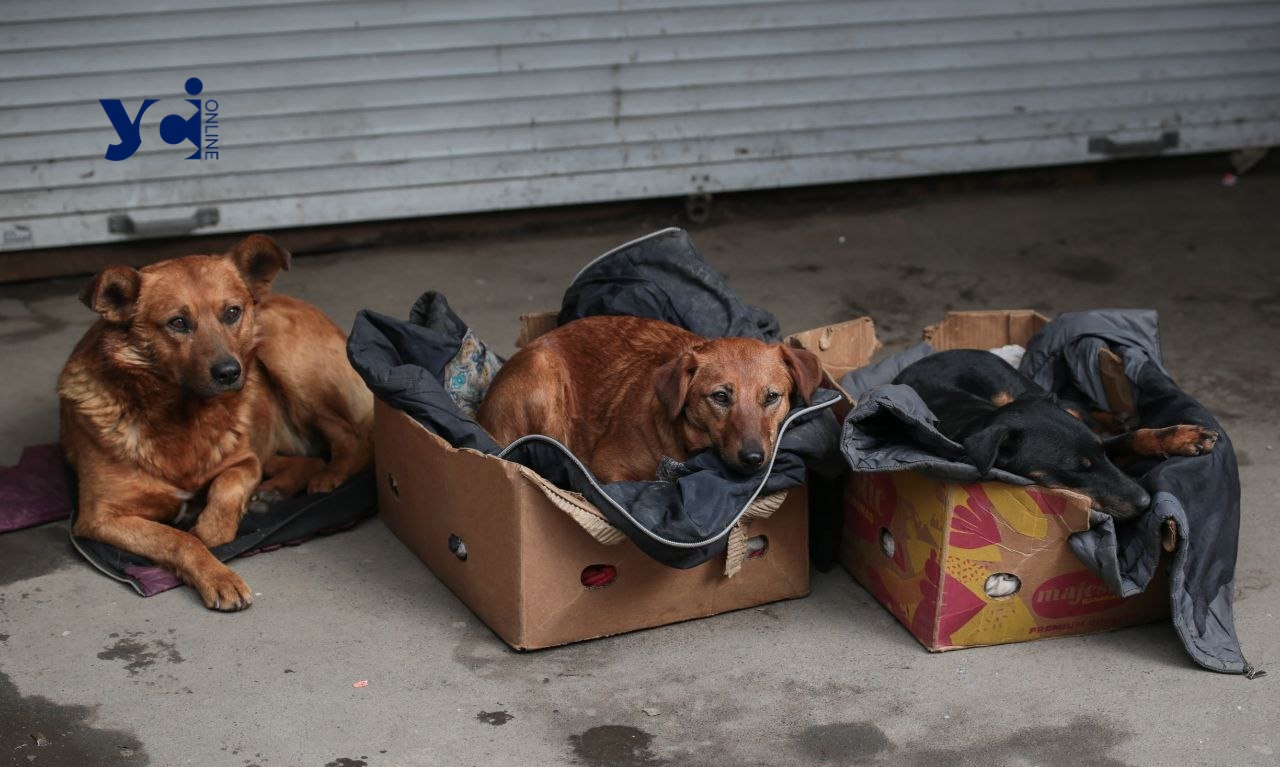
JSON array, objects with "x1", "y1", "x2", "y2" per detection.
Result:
[
  {"x1": 477, "y1": 315, "x2": 824, "y2": 483},
  {"x1": 59, "y1": 235, "x2": 373, "y2": 611}
]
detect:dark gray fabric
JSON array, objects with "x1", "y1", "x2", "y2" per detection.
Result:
[
  {"x1": 1020, "y1": 308, "x2": 1167, "y2": 411},
  {"x1": 838, "y1": 310, "x2": 1251, "y2": 674},
  {"x1": 840, "y1": 342, "x2": 935, "y2": 402},
  {"x1": 838, "y1": 346, "x2": 1030, "y2": 485},
  {"x1": 1022, "y1": 311, "x2": 1249, "y2": 675},
  {"x1": 559, "y1": 227, "x2": 781, "y2": 341},
  {"x1": 347, "y1": 295, "x2": 497, "y2": 453},
  {"x1": 70, "y1": 470, "x2": 377, "y2": 597},
  {"x1": 347, "y1": 230, "x2": 841, "y2": 569}
]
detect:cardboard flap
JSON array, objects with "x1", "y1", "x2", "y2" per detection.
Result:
[
  {"x1": 785, "y1": 317, "x2": 880, "y2": 381},
  {"x1": 1097, "y1": 347, "x2": 1136, "y2": 417},
  {"x1": 518, "y1": 468, "x2": 628, "y2": 546},
  {"x1": 923, "y1": 310, "x2": 1050, "y2": 351},
  {"x1": 723, "y1": 491, "x2": 789, "y2": 577},
  {"x1": 516, "y1": 311, "x2": 559, "y2": 347}
]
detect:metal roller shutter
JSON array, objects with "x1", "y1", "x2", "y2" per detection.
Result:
[{"x1": 2, "y1": 0, "x2": 1278, "y2": 251}]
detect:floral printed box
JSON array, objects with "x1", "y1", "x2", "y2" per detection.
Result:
[{"x1": 841, "y1": 471, "x2": 1169, "y2": 651}]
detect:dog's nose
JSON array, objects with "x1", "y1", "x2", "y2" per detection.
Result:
[
  {"x1": 210, "y1": 359, "x2": 242, "y2": 386},
  {"x1": 738, "y1": 449, "x2": 765, "y2": 468}
]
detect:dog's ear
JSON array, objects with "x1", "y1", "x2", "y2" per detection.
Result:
[
  {"x1": 79, "y1": 266, "x2": 141, "y2": 323},
  {"x1": 963, "y1": 423, "x2": 1013, "y2": 476},
  {"x1": 780, "y1": 345, "x2": 823, "y2": 405},
  {"x1": 227, "y1": 234, "x2": 291, "y2": 301},
  {"x1": 654, "y1": 351, "x2": 699, "y2": 421}
]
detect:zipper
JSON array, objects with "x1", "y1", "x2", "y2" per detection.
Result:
[
  {"x1": 568, "y1": 227, "x2": 684, "y2": 284},
  {"x1": 498, "y1": 390, "x2": 839, "y2": 549}
]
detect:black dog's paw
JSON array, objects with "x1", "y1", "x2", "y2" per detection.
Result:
[{"x1": 1169, "y1": 425, "x2": 1219, "y2": 456}]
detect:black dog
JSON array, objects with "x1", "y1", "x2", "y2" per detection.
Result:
[{"x1": 894, "y1": 349, "x2": 1217, "y2": 520}]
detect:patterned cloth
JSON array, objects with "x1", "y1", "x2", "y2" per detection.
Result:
[{"x1": 443, "y1": 328, "x2": 502, "y2": 418}]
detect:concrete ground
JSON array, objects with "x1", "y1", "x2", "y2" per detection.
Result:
[{"x1": 1, "y1": 162, "x2": 1277, "y2": 767}]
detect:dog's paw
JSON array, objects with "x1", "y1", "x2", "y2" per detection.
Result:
[
  {"x1": 191, "y1": 516, "x2": 238, "y2": 549},
  {"x1": 305, "y1": 470, "x2": 346, "y2": 495},
  {"x1": 247, "y1": 488, "x2": 284, "y2": 514},
  {"x1": 1167, "y1": 425, "x2": 1219, "y2": 456},
  {"x1": 194, "y1": 565, "x2": 253, "y2": 612}
]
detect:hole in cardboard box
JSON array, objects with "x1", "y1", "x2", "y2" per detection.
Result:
[
  {"x1": 580, "y1": 564, "x2": 617, "y2": 589},
  {"x1": 878, "y1": 528, "x2": 896, "y2": 559},
  {"x1": 746, "y1": 535, "x2": 769, "y2": 559},
  {"x1": 984, "y1": 573, "x2": 1021, "y2": 599},
  {"x1": 387, "y1": 473, "x2": 400, "y2": 499},
  {"x1": 447, "y1": 534, "x2": 468, "y2": 561}
]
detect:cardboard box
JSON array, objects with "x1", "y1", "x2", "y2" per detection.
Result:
[
  {"x1": 836, "y1": 311, "x2": 1169, "y2": 651},
  {"x1": 373, "y1": 313, "x2": 825, "y2": 650},
  {"x1": 785, "y1": 316, "x2": 881, "y2": 386}
]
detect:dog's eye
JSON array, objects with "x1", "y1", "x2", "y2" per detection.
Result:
[
  {"x1": 711, "y1": 391, "x2": 731, "y2": 405},
  {"x1": 167, "y1": 316, "x2": 190, "y2": 333},
  {"x1": 223, "y1": 306, "x2": 242, "y2": 324},
  {"x1": 764, "y1": 391, "x2": 781, "y2": 405},
  {"x1": 1080, "y1": 457, "x2": 1093, "y2": 470}
]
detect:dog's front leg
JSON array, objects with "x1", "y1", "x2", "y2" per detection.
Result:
[
  {"x1": 75, "y1": 499, "x2": 254, "y2": 611},
  {"x1": 191, "y1": 452, "x2": 262, "y2": 549},
  {"x1": 1104, "y1": 425, "x2": 1219, "y2": 465}
]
